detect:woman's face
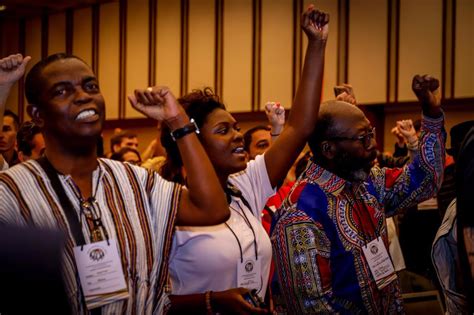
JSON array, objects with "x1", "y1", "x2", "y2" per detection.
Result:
[{"x1": 199, "y1": 108, "x2": 247, "y2": 176}]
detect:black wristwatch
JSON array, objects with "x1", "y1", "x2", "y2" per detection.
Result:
[{"x1": 170, "y1": 118, "x2": 200, "y2": 141}]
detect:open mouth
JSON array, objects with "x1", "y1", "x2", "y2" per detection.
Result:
[
  {"x1": 232, "y1": 146, "x2": 245, "y2": 155},
  {"x1": 75, "y1": 109, "x2": 99, "y2": 122}
]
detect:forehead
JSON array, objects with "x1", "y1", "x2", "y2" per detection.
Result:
[
  {"x1": 3, "y1": 116, "x2": 16, "y2": 128},
  {"x1": 123, "y1": 151, "x2": 140, "y2": 159},
  {"x1": 122, "y1": 137, "x2": 138, "y2": 143},
  {"x1": 333, "y1": 110, "x2": 371, "y2": 135},
  {"x1": 204, "y1": 108, "x2": 235, "y2": 127},
  {"x1": 251, "y1": 129, "x2": 271, "y2": 143},
  {"x1": 41, "y1": 58, "x2": 95, "y2": 87}
]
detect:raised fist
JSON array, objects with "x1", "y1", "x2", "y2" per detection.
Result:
[
  {"x1": 412, "y1": 75, "x2": 441, "y2": 116},
  {"x1": 0, "y1": 54, "x2": 31, "y2": 87},
  {"x1": 128, "y1": 86, "x2": 183, "y2": 123},
  {"x1": 301, "y1": 5, "x2": 329, "y2": 43},
  {"x1": 265, "y1": 101, "x2": 285, "y2": 133}
]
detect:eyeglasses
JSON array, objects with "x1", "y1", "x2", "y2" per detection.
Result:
[
  {"x1": 328, "y1": 127, "x2": 376, "y2": 149},
  {"x1": 80, "y1": 198, "x2": 109, "y2": 243}
]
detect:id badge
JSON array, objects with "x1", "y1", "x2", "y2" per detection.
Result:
[
  {"x1": 237, "y1": 257, "x2": 262, "y2": 293},
  {"x1": 362, "y1": 237, "x2": 397, "y2": 290},
  {"x1": 73, "y1": 239, "x2": 129, "y2": 310}
]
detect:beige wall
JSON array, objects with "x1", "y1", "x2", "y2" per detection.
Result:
[{"x1": 1, "y1": 0, "x2": 473, "y2": 152}]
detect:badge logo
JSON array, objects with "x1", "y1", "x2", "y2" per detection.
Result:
[
  {"x1": 370, "y1": 244, "x2": 379, "y2": 255},
  {"x1": 89, "y1": 247, "x2": 105, "y2": 262},
  {"x1": 245, "y1": 261, "x2": 254, "y2": 273}
]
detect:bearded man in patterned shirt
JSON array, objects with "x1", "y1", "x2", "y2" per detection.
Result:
[{"x1": 271, "y1": 75, "x2": 446, "y2": 314}]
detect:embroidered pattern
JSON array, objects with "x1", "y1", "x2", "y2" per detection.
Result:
[{"x1": 271, "y1": 115, "x2": 445, "y2": 314}]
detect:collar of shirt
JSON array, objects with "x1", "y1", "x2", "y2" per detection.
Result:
[{"x1": 303, "y1": 159, "x2": 347, "y2": 196}]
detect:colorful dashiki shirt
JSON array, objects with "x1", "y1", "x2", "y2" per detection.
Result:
[{"x1": 271, "y1": 114, "x2": 445, "y2": 314}]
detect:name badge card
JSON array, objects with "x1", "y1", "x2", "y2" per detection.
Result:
[
  {"x1": 237, "y1": 257, "x2": 262, "y2": 293},
  {"x1": 362, "y1": 237, "x2": 397, "y2": 290},
  {"x1": 73, "y1": 239, "x2": 129, "y2": 309}
]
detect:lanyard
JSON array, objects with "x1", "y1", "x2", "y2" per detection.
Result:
[
  {"x1": 67, "y1": 177, "x2": 109, "y2": 245},
  {"x1": 37, "y1": 157, "x2": 105, "y2": 315},
  {"x1": 37, "y1": 157, "x2": 109, "y2": 245},
  {"x1": 225, "y1": 184, "x2": 259, "y2": 262},
  {"x1": 37, "y1": 157, "x2": 87, "y2": 246}
]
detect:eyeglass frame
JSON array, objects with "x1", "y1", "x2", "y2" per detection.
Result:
[{"x1": 326, "y1": 127, "x2": 376, "y2": 149}]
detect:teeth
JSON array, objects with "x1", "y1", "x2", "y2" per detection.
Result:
[
  {"x1": 76, "y1": 109, "x2": 96, "y2": 120},
  {"x1": 233, "y1": 147, "x2": 244, "y2": 153}
]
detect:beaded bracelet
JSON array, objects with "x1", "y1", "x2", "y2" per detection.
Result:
[{"x1": 205, "y1": 291, "x2": 213, "y2": 315}]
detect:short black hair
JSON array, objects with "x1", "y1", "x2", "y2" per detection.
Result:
[
  {"x1": 25, "y1": 53, "x2": 86, "y2": 106},
  {"x1": 307, "y1": 111, "x2": 336, "y2": 156},
  {"x1": 448, "y1": 120, "x2": 474, "y2": 159},
  {"x1": 3, "y1": 110, "x2": 20, "y2": 131},
  {"x1": 110, "y1": 147, "x2": 141, "y2": 163},
  {"x1": 16, "y1": 120, "x2": 42, "y2": 156},
  {"x1": 110, "y1": 130, "x2": 138, "y2": 151},
  {"x1": 243, "y1": 125, "x2": 270, "y2": 153}
]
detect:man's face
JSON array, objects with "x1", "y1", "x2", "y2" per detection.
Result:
[
  {"x1": 120, "y1": 137, "x2": 138, "y2": 150},
  {"x1": 0, "y1": 116, "x2": 17, "y2": 154},
  {"x1": 248, "y1": 129, "x2": 271, "y2": 160},
  {"x1": 36, "y1": 58, "x2": 105, "y2": 145},
  {"x1": 329, "y1": 115, "x2": 377, "y2": 182}
]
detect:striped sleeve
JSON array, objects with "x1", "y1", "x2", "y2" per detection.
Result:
[{"x1": 147, "y1": 170, "x2": 181, "y2": 314}]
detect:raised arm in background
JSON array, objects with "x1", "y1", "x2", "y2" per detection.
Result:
[
  {"x1": 264, "y1": 101, "x2": 285, "y2": 142},
  {"x1": 0, "y1": 54, "x2": 31, "y2": 169},
  {"x1": 264, "y1": 5, "x2": 329, "y2": 187}
]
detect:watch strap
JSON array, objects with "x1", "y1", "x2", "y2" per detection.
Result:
[{"x1": 170, "y1": 118, "x2": 200, "y2": 141}]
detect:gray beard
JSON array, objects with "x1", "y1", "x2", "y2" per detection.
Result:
[{"x1": 348, "y1": 168, "x2": 370, "y2": 182}]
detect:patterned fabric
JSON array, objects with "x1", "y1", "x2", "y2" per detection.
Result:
[
  {"x1": 432, "y1": 199, "x2": 470, "y2": 314},
  {"x1": 271, "y1": 114, "x2": 445, "y2": 314},
  {"x1": 0, "y1": 158, "x2": 181, "y2": 314}
]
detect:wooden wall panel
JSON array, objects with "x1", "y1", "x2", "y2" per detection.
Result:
[
  {"x1": 398, "y1": 0, "x2": 442, "y2": 101},
  {"x1": 48, "y1": 13, "x2": 66, "y2": 55},
  {"x1": 301, "y1": 0, "x2": 339, "y2": 103},
  {"x1": 125, "y1": 0, "x2": 149, "y2": 118},
  {"x1": 98, "y1": 2, "x2": 120, "y2": 120},
  {"x1": 187, "y1": 0, "x2": 216, "y2": 92},
  {"x1": 2, "y1": 20, "x2": 20, "y2": 112},
  {"x1": 1, "y1": 20, "x2": 20, "y2": 57},
  {"x1": 222, "y1": 0, "x2": 253, "y2": 112},
  {"x1": 260, "y1": 0, "x2": 293, "y2": 109},
  {"x1": 454, "y1": 0, "x2": 474, "y2": 98},
  {"x1": 23, "y1": 18, "x2": 42, "y2": 118},
  {"x1": 155, "y1": 0, "x2": 182, "y2": 95},
  {"x1": 348, "y1": 0, "x2": 387, "y2": 104},
  {"x1": 73, "y1": 7, "x2": 93, "y2": 65}
]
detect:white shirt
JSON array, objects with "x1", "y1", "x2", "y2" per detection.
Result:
[
  {"x1": 0, "y1": 158, "x2": 8, "y2": 171},
  {"x1": 169, "y1": 154, "x2": 275, "y2": 298}
]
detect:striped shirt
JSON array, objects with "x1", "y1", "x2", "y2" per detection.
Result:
[{"x1": 0, "y1": 158, "x2": 181, "y2": 314}]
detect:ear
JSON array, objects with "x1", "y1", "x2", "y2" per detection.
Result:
[
  {"x1": 320, "y1": 140, "x2": 336, "y2": 160},
  {"x1": 27, "y1": 105, "x2": 44, "y2": 128},
  {"x1": 112, "y1": 144, "x2": 120, "y2": 153},
  {"x1": 18, "y1": 151, "x2": 30, "y2": 163}
]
